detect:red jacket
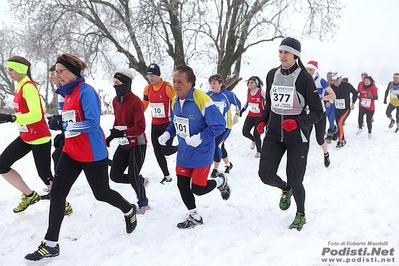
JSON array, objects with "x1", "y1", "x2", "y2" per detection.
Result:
[
  {"x1": 358, "y1": 84, "x2": 378, "y2": 110},
  {"x1": 112, "y1": 91, "x2": 147, "y2": 147}
]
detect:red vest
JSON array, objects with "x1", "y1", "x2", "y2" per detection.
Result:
[
  {"x1": 148, "y1": 81, "x2": 172, "y2": 124},
  {"x1": 13, "y1": 81, "x2": 51, "y2": 142},
  {"x1": 247, "y1": 89, "x2": 264, "y2": 118}
]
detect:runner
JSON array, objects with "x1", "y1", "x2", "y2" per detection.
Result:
[
  {"x1": 256, "y1": 37, "x2": 323, "y2": 231},
  {"x1": 330, "y1": 72, "x2": 358, "y2": 148},
  {"x1": 240, "y1": 76, "x2": 266, "y2": 158},
  {"x1": 305, "y1": 61, "x2": 336, "y2": 167},
  {"x1": 206, "y1": 74, "x2": 241, "y2": 177},
  {"x1": 383, "y1": 73, "x2": 399, "y2": 132},
  {"x1": 356, "y1": 75, "x2": 378, "y2": 138}
]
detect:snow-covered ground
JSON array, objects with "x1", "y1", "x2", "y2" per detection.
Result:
[{"x1": 0, "y1": 84, "x2": 398, "y2": 266}]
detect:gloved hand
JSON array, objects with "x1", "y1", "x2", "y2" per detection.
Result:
[
  {"x1": 365, "y1": 91, "x2": 373, "y2": 98},
  {"x1": 105, "y1": 135, "x2": 114, "y2": 147},
  {"x1": 281, "y1": 119, "x2": 297, "y2": 132},
  {"x1": 62, "y1": 121, "x2": 69, "y2": 130},
  {"x1": 257, "y1": 122, "x2": 266, "y2": 134},
  {"x1": 47, "y1": 116, "x2": 63, "y2": 130},
  {"x1": 233, "y1": 113, "x2": 239, "y2": 125},
  {"x1": 110, "y1": 128, "x2": 126, "y2": 138},
  {"x1": 53, "y1": 133, "x2": 65, "y2": 149},
  {"x1": 384, "y1": 100, "x2": 387, "y2": 104},
  {"x1": 186, "y1": 133, "x2": 202, "y2": 147},
  {"x1": 158, "y1": 131, "x2": 171, "y2": 146},
  {"x1": 0, "y1": 113, "x2": 16, "y2": 123},
  {"x1": 239, "y1": 108, "x2": 246, "y2": 117}
]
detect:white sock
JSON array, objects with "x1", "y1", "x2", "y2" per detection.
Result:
[
  {"x1": 45, "y1": 240, "x2": 58, "y2": 248},
  {"x1": 165, "y1": 175, "x2": 171, "y2": 180},
  {"x1": 124, "y1": 207, "x2": 133, "y2": 216},
  {"x1": 188, "y1": 208, "x2": 201, "y2": 221},
  {"x1": 215, "y1": 175, "x2": 224, "y2": 187}
]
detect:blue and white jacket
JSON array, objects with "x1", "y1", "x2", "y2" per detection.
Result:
[
  {"x1": 206, "y1": 88, "x2": 241, "y2": 129},
  {"x1": 166, "y1": 87, "x2": 225, "y2": 168}
]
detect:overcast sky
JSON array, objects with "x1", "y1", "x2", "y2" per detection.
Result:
[
  {"x1": 241, "y1": 0, "x2": 399, "y2": 86},
  {"x1": 1, "y1": 0, "x2": 398, "y2": 87}
]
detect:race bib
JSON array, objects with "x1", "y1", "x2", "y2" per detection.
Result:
[
  {"x1": 271, "y1": 85, "x2": 294, "y2": 110},
  {"x1": 214, "y1": 101, "x2": 225, "y2": 114},
  {"x1": 18, "y1": 125, "x2": 28, "y2": 132},
  {"x1": 150, "y1": 103, "x2": 166, "y2": 118},
  {"x1": 361, "y1": 98, "x2": 371, "y2": 108},
  {"x1": 248, "y1": 102, "x2": 260, "y2": 113},
  {"x1": 335, "y1": 99, "x2": 345, "y2": 109},
  {"x1": 62, "y1": 110, "x2": 80, "y2": 138},
  {"x1": 114, "y1": 126, "x2": 129, "y2": 145},
  {"x1": 174, "y1": 116, "x2": 190, "y2": 139}
]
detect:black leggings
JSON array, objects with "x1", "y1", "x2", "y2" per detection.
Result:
[
  {"x1": 177, "y1": 175, "x2": 217, "y2": 210},
  {"x1": 151, "y1": 123, "x2": 177, "y2": 176},
  {"x1": 52, "y1": 139, "x2": 64, "y2": 173},
  {"x1": 358, "y1": 107, "x2": 374, "y2": 133},
  {"x1": 45, "y1": 153, "x2": 131, "y2": 242},
  {"x1": 335, "y1": 109, "x2": 350, "y2": 142},
  {"x1": 386, "y1": 104, "x2": 399, "y2": 121},
  {"x1": 110, "y1": 145, "x2": 147, "y2": 205},
  {"x1": 259, "y1": 138, "x2": 309, "y2": 213},
  {"x1": 312, "y1": 112, "x2": 327, "y2": 146},
  {"x1": 242, "y1": 116, "x2": 262, "y2": 152},
  {"x1": 0, "y1": 136, "x2": 53, "y2": 185}
]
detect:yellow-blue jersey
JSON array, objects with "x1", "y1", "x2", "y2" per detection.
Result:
[
  {"x1": 206, "y1": 88, "x2": 242, "y2": 129},
  {"x1": 166, "y1": 87, "x2": 225, "y2": 168}
]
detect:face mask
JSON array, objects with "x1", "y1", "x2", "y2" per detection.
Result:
[{"x1": 113, "y1": 83, "x2": 131, "y2": 102}]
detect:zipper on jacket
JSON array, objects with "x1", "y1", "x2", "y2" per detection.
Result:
[{"x1": 280, "y1": 115, "x2": 284, "y2": 142}]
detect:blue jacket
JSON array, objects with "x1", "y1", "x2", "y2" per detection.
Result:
[
  {"x1": 56, "y1": 77, "x2": 108, "y2": 162},
  {"x1": 166, "y1": 87, "x2": 225, "y2": 168},
  {"x1": 207, "y1": 88, "x2": 241, "y2": 129}
]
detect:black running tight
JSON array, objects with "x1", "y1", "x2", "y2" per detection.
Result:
[
  {"x1": 177, "y1": 175, "x2": 217, "y2": 210},
  {"x1": 0, "y1": 136, "x2": 53, "y2": 185},
  {"x1": 45, "y1": 153, "x2": 131, "y2": 242}
]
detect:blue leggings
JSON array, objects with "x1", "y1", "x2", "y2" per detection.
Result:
[
  {"x1": 325, "y1": 104, "x2": 336, "y2": 130},
  {"x1": 213, "y1": 128, "x2": 231, "y2": 162}
]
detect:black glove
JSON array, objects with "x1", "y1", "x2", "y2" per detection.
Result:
[
  {"x1": 110, "y1": 128, "x2": 126, "y2": 138},
  {"x1": 0, "y1": 113, "x2": 16, "y2": 123},
  {"x1": 365, "y1": 91, "x2": 373, "y2": 98},
  {"x1": 47, "y1": 115, "x2": 63, "y2": 130},
  {"x1": 53, "y1": 133, "x2": 65, "y2": 149},
  {"x1": 105, "y1": 135, "x2": 114, "y2": 147},
  {"x1": 239, "y1": 108, "x2": 246, "y2": 117},
  {"x1": 384, "y1": 100, "x2": 387, "y2": 104}
]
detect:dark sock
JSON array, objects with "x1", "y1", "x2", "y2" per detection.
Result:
[
  {"x1": 25, "y1": 192, "x2": 34, "y2": 197},
  {"x1": 324, "y1": 152, "x2": 329, "y2": 157}
]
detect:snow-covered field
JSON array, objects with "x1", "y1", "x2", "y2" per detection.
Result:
[{"x1": 0, "y1": 85, "x2": 398, "y2": 266}]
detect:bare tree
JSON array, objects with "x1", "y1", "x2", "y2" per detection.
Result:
[
  {"x1": 6, "y1": 0, "x2": 342, "y2": 92},
  {"x1": 0, "y1": 27, "x2": 23, "y2": 109}
]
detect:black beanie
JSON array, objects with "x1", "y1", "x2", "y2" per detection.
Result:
[
  {"x1": 279, "y1": 37, "x2": 301, "y2": 58},
  {"x1": 146, "y1": 63, "x2": 161, "y2": 76}
]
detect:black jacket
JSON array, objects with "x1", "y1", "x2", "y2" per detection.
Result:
[{"x1": 260, "y1": 63, "x2": 323, "y2": 143}]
